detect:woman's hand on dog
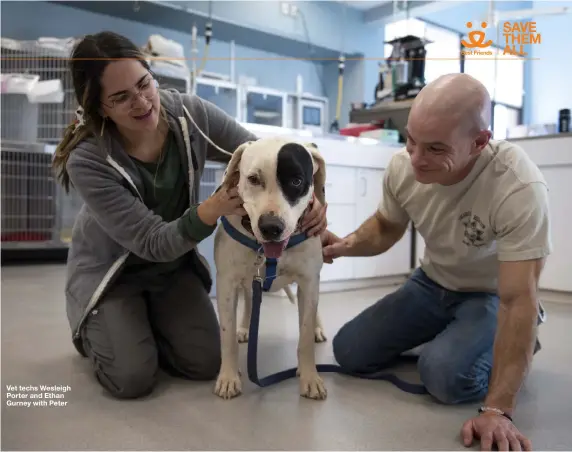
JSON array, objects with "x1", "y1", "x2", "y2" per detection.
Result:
[
  {"x1": 301, "y1": 193, "x2": 328, "y2": 237},
  {"x1": 197, "y1": 187, "x2": 247, "y2": 226}
]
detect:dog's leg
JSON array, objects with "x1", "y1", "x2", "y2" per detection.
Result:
[
  {"x1": 296, "y1": 279, "x2": 327, "y2": 400},
  {"x1": 283, "y1": 285, "x2": 296, "y2": 304},
  {"x1": 314, "y1": 310, "x2": 327, "y2": 343},
  {"x1": 285, "y1": 285, "x2": 325, "y2": 342},
  {"x1": 214, "y1": 277, "x2": 242, "y2": 399},
  {"x1": 237, "y1": 285, "x2": 252, "y2": 343}
]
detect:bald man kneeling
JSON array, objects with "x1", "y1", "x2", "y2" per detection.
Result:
[{"x1": 322, "y1": 73, "x2": 549, "y2": 451}]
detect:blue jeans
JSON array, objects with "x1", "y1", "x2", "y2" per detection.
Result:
[{"x1": 332, "y1": 268, "x2": 499, "y2": 404}]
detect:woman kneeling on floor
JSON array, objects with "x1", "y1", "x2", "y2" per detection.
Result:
[{"x1": 53, "y1": 31, "x2": 327, "y2": 399}]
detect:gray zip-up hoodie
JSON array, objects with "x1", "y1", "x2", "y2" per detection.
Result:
[{"x1": 64, "y1": 88, "x2": 256, "y2": 357}]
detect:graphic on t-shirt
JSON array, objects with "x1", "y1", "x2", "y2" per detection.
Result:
[{"x1": 459, "y1": 211, "x2": 486, "y2": 247}]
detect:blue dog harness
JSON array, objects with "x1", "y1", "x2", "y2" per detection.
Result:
[
  {"x1": 220, "y1": 215, "x2": 427, "y2": 395},
  {"x1": 220, "y1": 216, "x2": 308, "y2": 291}
]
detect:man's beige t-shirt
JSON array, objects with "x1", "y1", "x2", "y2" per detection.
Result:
[{"x1": 378, "y1": 139, "x2": 552, "y2": 293}]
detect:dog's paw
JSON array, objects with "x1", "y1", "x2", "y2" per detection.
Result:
[
  {"x1": 314, "y1": 327, "x2": 327, "y2": 343},
  {"x1": 299, "y1": 372, "x2": 327, "y2": 400},
  {"x1": 237, "y1": 327, "x2": 249, "y2": 343},
  {"x1": 214, "y1": 371, "x2": 242, "y2": 400}
]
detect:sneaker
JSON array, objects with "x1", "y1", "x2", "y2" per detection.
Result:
[
  {"x1": 533, "y1": 300, "x2": 546, "y2": 355},
  {"x1": 537, "y1": 299, "x2": 547, "y2": 325}
]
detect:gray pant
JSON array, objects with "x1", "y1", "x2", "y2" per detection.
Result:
[{"x1": 80, "y1": 268, "x2": 220, "y2": 399}]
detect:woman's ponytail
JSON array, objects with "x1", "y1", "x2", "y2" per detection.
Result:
[{"x1": 52, "y1": 116, "x2": 94, "y2": 193}]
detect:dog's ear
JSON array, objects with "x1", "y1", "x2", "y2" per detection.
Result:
[
  {"x1": 305, "y1": 142, "x2": 326, "y2": 206},
  {"x1": 220, "y1": 141, "x2": 252, "y2": 191}
]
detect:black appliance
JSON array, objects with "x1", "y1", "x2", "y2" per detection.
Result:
[{"x1": 386, "y1": 34, "x2": 429, "y2": 101}]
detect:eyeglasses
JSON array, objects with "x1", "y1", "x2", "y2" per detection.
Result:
[{"x1": 102, "y1": 75, "x2": 158, "y2": 111}]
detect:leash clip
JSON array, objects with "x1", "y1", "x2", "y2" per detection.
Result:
[
  {"x1": 254, "y1": 268, "x2": 263, "y2": 283},
  {"x1": 254, "y1": 254, "x2": 264, "y2": 283}
]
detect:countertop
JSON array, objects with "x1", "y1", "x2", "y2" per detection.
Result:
[{"x1": 509, "y1": 132, "x2": 572, "y2": 141}]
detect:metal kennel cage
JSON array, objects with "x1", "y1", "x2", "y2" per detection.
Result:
[
  {"x1": 1, "y1": 37, "x2": 76, "y2": 144},
  {"x1": 197, "y1": 162, "x2": 226, "y2": 296},
  {"x1": 1, "y1": 36, "x2": 218, "y2": 274},
  {"x1": 1, "y1": 37, "x2": 78, "y2": 250}
]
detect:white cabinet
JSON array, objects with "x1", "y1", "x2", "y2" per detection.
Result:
[
  {"x1": 319, "y1": 165, "x2": 412, "y2": 284},
  {"x1": 323, "y1": 165, "x2": 356, "y2": 205},
  {"x1": 352, "y1": 168, "x2": 411, "y2": 279},
  {"x1": 505, "y1": 136, "x2": 572, "y2": 294},
  {"x1": 537, "y1": 166, "x2": 572, "y2": 292},
  {"x1": 352, "y1": 168, "x2": 384, "y2": 279},
  {"x1": 320, "y1": 164, "x2": 357, "y2": 283}
]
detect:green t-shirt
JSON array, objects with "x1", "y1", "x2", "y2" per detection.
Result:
[{"x1": 118, "y1": 131, "x2": 215, "y2": 289}]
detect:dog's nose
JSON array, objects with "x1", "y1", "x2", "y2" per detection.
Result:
[{"x1": 258, "y1": 214, "x2": 285, "y2": 241}]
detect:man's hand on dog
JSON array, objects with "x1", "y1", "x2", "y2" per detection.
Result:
[
  {"x1": 301, "y1": 193, "x2": 328, "y2": 237},
  {"x1": 321, "y1": 230, "x2": 355, "y2": 263},
  {"x1": 197, "y1": 187, "x2": 247, "y2": 226}
]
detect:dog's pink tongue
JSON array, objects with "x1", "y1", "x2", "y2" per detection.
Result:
[{"x1": 262, "y1": 240, "x2": 288, "y2": 258}]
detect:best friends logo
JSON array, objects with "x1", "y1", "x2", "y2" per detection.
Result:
[{"x1": 461, "y1": 20, "x2": 541, "y2": 56}]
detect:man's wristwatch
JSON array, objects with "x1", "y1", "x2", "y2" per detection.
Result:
[{"x1": 478, "y1": 406, "x2": 513, "y2": 422}]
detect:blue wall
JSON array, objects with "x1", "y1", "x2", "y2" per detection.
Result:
[
  {"x1": 0, "y1": 0, "x2": 384, "y2": 129},
  {"x1": 165, "y1": 0, "x2": 385, "y2": 126},
  {"x1": 0, "y1": 1, "x2": 324, "y2": 94},
  {"x1": 163, "y1": 0, "x2": 364, "y2": 53},
  {"x1": 3, "y1": 0, "x2": 570, "y2": 128}
]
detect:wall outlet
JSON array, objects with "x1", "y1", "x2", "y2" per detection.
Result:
[
  {"x1": 280, "y1": 2, "x2": 298, "y2": 17},
  {"x1": 290, "y1": 3, "x2": 298, "y2": 17}
]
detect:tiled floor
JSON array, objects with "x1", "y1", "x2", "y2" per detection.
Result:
[{"x1": 2, "y1": 264, "x2": 572, "y2": 451}]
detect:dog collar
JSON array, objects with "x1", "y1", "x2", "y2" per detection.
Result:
[{"x1": 220, "y1": 216, "x2": 309, "y2": 291}]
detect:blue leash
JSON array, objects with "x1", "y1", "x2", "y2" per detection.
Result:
[
  {"x1": 247, "y1": 277, "x2": 428, "y2": 395},
  {"x1": 220, "y1": 216, "x2": 427, "y2": 395}
]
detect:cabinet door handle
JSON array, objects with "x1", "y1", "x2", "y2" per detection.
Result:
[{"x1": 360, "y1": 177, "x2": 367, "y2": 196}]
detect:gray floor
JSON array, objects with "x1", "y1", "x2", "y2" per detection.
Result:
[{"x1": 2, "y1": 264, "x2": 572, "y2": 451}]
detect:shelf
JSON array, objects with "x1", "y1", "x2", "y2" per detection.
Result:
[
  {"x1": 48, "y1": 0, "x2": 363, "y2": 62},
  {"x1": 349, "y1": 99, "x2": 414, "y2": 138}
]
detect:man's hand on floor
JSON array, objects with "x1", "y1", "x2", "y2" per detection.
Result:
[{"x1": 461, "y1": 412, "x2": 532, "y2": 451}]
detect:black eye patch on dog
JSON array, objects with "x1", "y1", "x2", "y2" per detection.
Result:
[{"x1": 276, "y1": 143, "x2": 313, "y2": 206}]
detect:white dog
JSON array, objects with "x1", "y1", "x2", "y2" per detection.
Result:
[{"x1": 212, "y1": 137, "x2": 328, "y2": 401}]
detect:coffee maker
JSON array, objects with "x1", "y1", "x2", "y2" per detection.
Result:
[{"x1": 385, "y1": 34, "x2": 428, "y2": 101}]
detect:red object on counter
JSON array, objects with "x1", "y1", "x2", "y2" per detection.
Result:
[
  {"x1": 1, "y1": 232, "x2": 52, "y2": 242},
  {"x1": 339, "y1": 122, "x2": 384, "y2": 137}
]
